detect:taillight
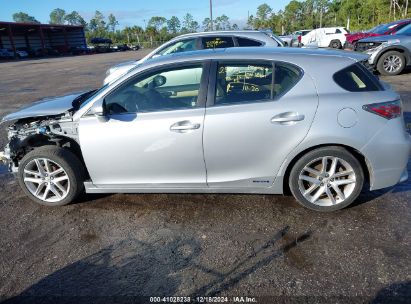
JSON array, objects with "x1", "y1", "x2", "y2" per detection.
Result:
[
  {"x1": 298, "y1": 35, "x2": 301, "y2": 42},
  {"x1": 363, "y1": 100, "x2": 401, "y2": 119}
]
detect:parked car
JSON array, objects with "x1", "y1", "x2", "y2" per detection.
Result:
[
  {"x1": 345, "y1": 19, "x2": 411, "y2": 50},
  {"x1": 291, "y1": 30, "x2": 312, "y2": 47},
  {"x1": 279, "y1": 33, "x2": 293, "y2": 46},
  {"x1": 104, "y1": 30, "x2": 285, "y2": 84},
  {"x1": 70, "y1": 46, "x2": 92, "y2": 55},
  {"x1": 15, "y1": 49, "x2": 29, "y2": 59},
  {"x1": 0, "y1": 49, "x2": 14, "y2": 59},
  {"x1": 16, "y1": 47, "x2": 36, "y2": 57},
  {"x1": 301, "y1": 27, "x2": 349, "y2": 48},
  {"x1": 356, "y1": 23, "x2": 411, "y2": 76},
  {"x1": 1, "y1": 47, "x2": 410, "y2": 211}
]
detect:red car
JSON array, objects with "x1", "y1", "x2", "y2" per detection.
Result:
[{"x1": 344, "y1": 19, "x2": 411, "y2": 49}]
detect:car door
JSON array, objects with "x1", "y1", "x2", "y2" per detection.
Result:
[
  {"x1": 203, "y1": 60, "x2": 318, "y2": 188},
  {"x1": 78, "y1": 62, "x2": 210, "y2": 187}
]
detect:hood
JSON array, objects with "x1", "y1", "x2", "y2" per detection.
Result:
[
  {"x1": 112, "y1": 60, "x2": 139, "y2": 70},
  {"x1": 346, "y1": 32, "x2": 379, "y2": 43},
  {"x1": 358, "y1": 34, "x2": 395, "y2": 43},
  {"x1": 1, "y1": 92, "x2": 85, "y2": 123}
]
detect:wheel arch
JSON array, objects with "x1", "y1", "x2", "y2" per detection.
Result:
[
  {"x1": 10, "y1": 134, "x2": 89, "y2": 178},
  {"x1": 282, "y1": 143, "x2": 371, "y2": 195},
  {"x1": 375, "y1": 46, "x2": 411, "y2": 66}
]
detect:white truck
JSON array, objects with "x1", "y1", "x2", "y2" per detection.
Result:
[{"x1": 301, "y1": 27, "x2": 349, "y2": 49}]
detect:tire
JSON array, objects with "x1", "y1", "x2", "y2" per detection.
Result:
[
  {"x1": 289, "y1": 146, "x2": 364, "y2": 212},
  {"x1": 377, "y1": 51, "x2": 405, "y2": 76},
  {"x1": 329, "y1": 39, "x2": 342, "y2": 49},
  {"x1": 18, "y1": 146, "x2": 85, "y2": 206}
]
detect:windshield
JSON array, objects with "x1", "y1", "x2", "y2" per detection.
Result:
[
  {"x1": 396, "y1": 23, "x2": 411, "y2": 35},
  {"x1": 372, "y1": 23, "x2": 399, "y2": 34}
]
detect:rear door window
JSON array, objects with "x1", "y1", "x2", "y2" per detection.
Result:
[
  {"x1": 202, "y1": 37, "x2": 234, "y2": 49},
  {"x1": 213, "y1": 61, "x2": 302, "y2": 105},
  {"x1": 333, "y1": 63, "x2": 382, "y2": 92}
]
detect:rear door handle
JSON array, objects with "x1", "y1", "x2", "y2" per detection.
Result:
[
  {"x1": 271, "y1": 112, "x2": 305, "y2": 124},
  {"x1": 170, "y1": 120, "x2": 201, "y2": 133}
]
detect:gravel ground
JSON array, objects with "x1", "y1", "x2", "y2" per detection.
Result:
[{"x1": 0, "y1": 51, "x2": 410, "y2": 304}]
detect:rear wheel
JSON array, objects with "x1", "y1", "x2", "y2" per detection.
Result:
[
  {"x1": 18, "y1": 146, "x2": 85, "y2": 206},
  {"x1": 377, "y1": 51, "x2": 405, "y2": 76},
  {"x1": 329, "y1": 39, "x2": 342, "y2": 49},
  {"x1": 289, "y1": 147, "x2": 364, "y2": 212}
]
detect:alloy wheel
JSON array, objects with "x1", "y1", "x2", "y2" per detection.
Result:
[
  {"x1": 298, "y1": 156, "x2": 356, "y2": 206},
  {"x1": 23, "y1": 158, "x2": 70, "y2": 203},
  {"x1": 383, "y1": 55, "x2": 402, "y2": 73}
]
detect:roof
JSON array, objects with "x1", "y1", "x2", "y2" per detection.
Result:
[
  {"x1": 146, "y1": 46, "x2": 368, "y2": 65},
  {"x1": 0, "y1": 21, "x2": 84, "y2": 28},
  {"x1": 174, "y1": 30, "x2": 271, "y2": 39}
]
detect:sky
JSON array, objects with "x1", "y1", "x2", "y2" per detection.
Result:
[{"x1": 0, "y1": 0, "x2": 290, "y2": 29}]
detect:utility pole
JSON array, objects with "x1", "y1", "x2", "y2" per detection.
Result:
[{"x1": 210, "y1": 0, "x2": 213, "y2": 31}]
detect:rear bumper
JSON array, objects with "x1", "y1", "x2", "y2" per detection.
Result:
[
  {"x1": 399, "y1": 168, "x2": 409, "y2": 183},
  {"x1": 361, "y1": 120, "x2": 411, "y2": 191}
]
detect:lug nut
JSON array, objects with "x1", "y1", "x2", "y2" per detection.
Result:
[
  {"x1": 320, "y1": 183, "x2": 324, "y2": 186},
  {"x1": 327, "y1": 183, "x2": 331, "y2": 187},
  {"x1": 319, "y1": 177, "x2": 323, "y2": 181},
  {"x1": 325, "y1": 174, "x2": 329, "y2": 177},
  {"x1": 330, "y1": 178, "x2": 334, "y2": 182}
]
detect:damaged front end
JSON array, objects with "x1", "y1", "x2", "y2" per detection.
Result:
[
  {"x1": 0, "y1": 90, "x2": 96, "y2": 173},
  {"x1": 2, "y1": 111, "x2": 79, "y2": 173}
]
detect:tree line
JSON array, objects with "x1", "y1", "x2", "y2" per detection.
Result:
[
  {"x1": 247, "y1": 0, "x2": 410, "y2": 34},
  {"x1": 11, "y1": 0, "x2": 410, "y2": 46}
]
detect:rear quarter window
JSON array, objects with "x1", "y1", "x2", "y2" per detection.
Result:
[
  {"x1": 236, "y1": 37, "x2": 263, "y2": 47},
  {"x1": 333, "y1": 63, "x2": 382, "y2": 92}
]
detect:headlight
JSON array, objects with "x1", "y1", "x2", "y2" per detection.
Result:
[{"x1": 365, "y1": 39, "x2": 401, "y2": 54}]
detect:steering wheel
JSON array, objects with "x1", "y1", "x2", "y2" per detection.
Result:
[{"x1": 123, "y1": 90, "x2": 150, "y2": 112}]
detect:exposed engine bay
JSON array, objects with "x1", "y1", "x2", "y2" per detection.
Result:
[{"x1": 3, "y1": 112, "x2": 79, "y2": 172}]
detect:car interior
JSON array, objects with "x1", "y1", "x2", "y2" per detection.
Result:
[{"x1": 104, "y1": 65, "x2": 203, "y2": 114}]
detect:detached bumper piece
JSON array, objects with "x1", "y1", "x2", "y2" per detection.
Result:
[{"x1": 0, "y1": 151, "x2": 7, "y2": 164}]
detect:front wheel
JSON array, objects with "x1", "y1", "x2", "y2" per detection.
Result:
[
  {"x1": 377, "y1": 51, "x2": 405, "y2": 76},
  {"x1": 289, "y1": 146, "x2": 364, "y2": 212},
  {"x1": 18, "y1": 146, "x2": 85, "y2": 206}
]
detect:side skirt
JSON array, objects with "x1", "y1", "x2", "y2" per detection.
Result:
[{"x1": 84, "y1": 181, "x2": 282, "y2": 194}]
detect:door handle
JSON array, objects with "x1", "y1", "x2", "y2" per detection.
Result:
[
  {"x1": 271, "y1": 112, "x2": 305, "y2": 124},
  {"x1": 170, "y1": 120, "x2": 201, "y2": 132}
]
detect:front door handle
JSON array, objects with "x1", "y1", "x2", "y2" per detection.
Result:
[
  {"x1": 271, "y1": 112, "x2": 305, "y2": 124},
  {"x1": 170, "y1": 120, "x2": 201, "y2": 133}
]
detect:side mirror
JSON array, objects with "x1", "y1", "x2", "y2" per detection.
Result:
[
  {"x1": 89, "y1": 100, "x2": 107, "y2": 121},
  {"x1": 89, "y1": 105, "x2": 104, "y2": 117}
]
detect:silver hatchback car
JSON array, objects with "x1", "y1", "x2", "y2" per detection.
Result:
[
  {"x1": 1, "y1": 47, "x2": 410, "y2": 212},
  {"x1": 104, "y1": 30, "x2": 284, "y2": 84}
]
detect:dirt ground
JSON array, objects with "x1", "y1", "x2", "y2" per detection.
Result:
[{"x1": 0, "y1": 51, "x2": 410, "y2": 303}]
